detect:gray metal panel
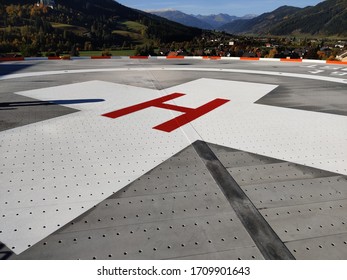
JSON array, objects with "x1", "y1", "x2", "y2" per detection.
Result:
[
  {"x1": 59, "y1": 190, "x2": 234, "y2": 234},
  {"x1": 242, "y1": 176, "x2": 347, "y2": 208},
  {"x1": 115, "y1": 145, "x2": 218, "y2": 199},
  {"x1": 6, "y1": 144, "x2": 261, "y2": 260},
  {"x1": 228, "y1": 162, "x2": 335, "y2": 186},
  {"x1": 209, "y1": 143, "x2": 347, "y2": 259},
  {"x1": 194, "y1": 141, "x2": 294, "y2": 260},
  {"x1": 171, "y1": 247, "x2": 264, "y2": 260},
  {"x1": 10, "y1": 142, "x2": 347, "y2": 260},
  {"x1": 208, "y1": 143, "x2": 284, "y2": 168},
  {"x1": 260, "y1": 199, "x2": 347, "y2": 242},
  {"x1": 12, "y1": 213, "x2": 255, "y2": 260},
  {"x1": 14, "y1": 239, "x2": 275, "y2": 260},
  {"x1": 2, "y1": 59, "x2": 347, "y2": 260},
  {"x1": 286, "y1": 233, "x2": 347, "y2": 260}
]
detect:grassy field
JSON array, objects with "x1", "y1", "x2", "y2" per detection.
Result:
[
  {"x1": 112, "y1": 21, "x2": 147, "y2": 44},
  {"x1": 78, "y1": 50, "x2": 136, "y2": 56},
  {"x1": 111, "y1": 30, "x2": 142, "y2": 41},
  {"x1": 122, "y1": 21, "x2": 146, "y2": 32},
  {"x1": 51, "y1": 23, "x2": 88, "y2": 35}
]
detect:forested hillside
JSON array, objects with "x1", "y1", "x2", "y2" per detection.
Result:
[
  {"x1": 221, "y1": 0, "x2": 347, "y2": 37},
  {"x1": 0, "y1": 0, "x2": 202, "y2": 55}
]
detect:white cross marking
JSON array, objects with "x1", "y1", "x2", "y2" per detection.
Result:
[{"x1": 1, "y1": 78, "x2": 347, "y2": 253}]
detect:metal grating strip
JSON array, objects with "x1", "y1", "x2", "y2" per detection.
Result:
[{"x1": 194, "y1": 141, "x2": 294, "y2": 260}]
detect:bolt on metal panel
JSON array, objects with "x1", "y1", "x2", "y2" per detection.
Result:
[
  {"x1": 0, "y1": 80, "x2": 197, "y2": 254},
  {"x1": 6, "y1": 144, "x2": 261, "y2": 260},
  {"x1": 243, "y1": 176, "x2": 347, "y2": 209},
  {"x1": 172, "y1": 246, "x2": 264, "y2": 260},
  {"x1": 114, "y1": 145, "x2": 218, "y2": 199},
  {"x1": 208, "y1": 143, "x2": 284, "y2": 168},
  {"x1": 286, "y1": 233, "x2": 347, "y2": 260},
  {"x1": 260, "y1": 199, "x2": 347, "y2": 242},
  {"x1": 228, "y1": 162, "x2": 335, "y2": 186},
  {"x1": 209, "y1": 143, "x2": 347, "y2": 259},
  {"x1": 3, "y1": 78, "x2": 347, "y2": 254},
  {"x1": 12, "y1": 213, "x2": 254, "y2": 260},
  {"x1": 59, "y1": 190, "x2": 233, "y2": 234}
]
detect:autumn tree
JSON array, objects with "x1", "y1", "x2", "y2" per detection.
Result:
[{"x1": 266, "y1": 48, "x2": 278, "y2": 58}]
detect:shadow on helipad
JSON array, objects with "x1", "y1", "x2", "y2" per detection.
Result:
[{"x1": 0, "y1": 63, "x2": 34, "y2": 77}]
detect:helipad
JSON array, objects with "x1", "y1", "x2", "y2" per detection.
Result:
[{"x1": 1, "y1": 58, "x2": 347, "y2": 260}]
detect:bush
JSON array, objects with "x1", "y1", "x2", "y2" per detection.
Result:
[
  {"x1": 134, "y1": 44, "x2": 155, "y2": 56},
  {"x1": 45, "y1": 52, "x2": 57, "y2": 57},
  {"x1": 101, "y1": 50, "x2": 112, "y2": 56},
  {"x1": 0, "y1": 43, "x2": 14, "y2": 54},
  {"x1": 20, "y1": 44, "x2": 40, "y2": 57},
  {"x1": 70, "y1": 45, "x2": 80, "y2": 56}
]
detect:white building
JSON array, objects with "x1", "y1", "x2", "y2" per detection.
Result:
[{"x1": 37, "y1": 0, "x2": 56, "y2": 8}]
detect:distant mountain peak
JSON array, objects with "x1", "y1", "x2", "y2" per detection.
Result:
[
  {"x1": 149, "y1": 10, "x2": 254, "y2": 30},
  {"x1": 149, "y1": 9, "x2": 214, "y2": 30},
  {"x1": 145, "y1": 8, "x2": 177, "y2": 13},
  {"x1": 221, "y1": 1, "x2": 347, "y2": 37}
]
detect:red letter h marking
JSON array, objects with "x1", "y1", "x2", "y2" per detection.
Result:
[{"x1": 102, "y1": 93, "x2": 230, "y2": 133}]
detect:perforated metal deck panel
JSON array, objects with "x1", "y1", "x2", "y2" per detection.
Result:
[
  {"x1": 2, "y1": 78, "x2": 347, "y2": 255},
  {"x1": 3, "y1": 144, "x2": 264, "y2": 260},
  {"x1": 2, "y1": 78, "x2": 347, "y2": 259},
  {"x1": 0, "y1": 80, "x2": 200, "y2": 254},
  {"x1": 2, "y1": 142, "x2": 347, "y2": 259},
  {"x1": 242, "y1": 176, "x2": 347, "y2": 209},
  {"x1": 208, "y1": 143, "x2": 347, "y2": 259},
  {"x1": 261, "y1": 200, "x2": 347, "y2": 241},
  {"x1": 286, "y1": 233, "x2": 347, "y2": 260},
  {"x1": 0, "y1": 93, "x2": 79, "y2": 132}
]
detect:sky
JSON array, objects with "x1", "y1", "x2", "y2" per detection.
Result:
[{"x1": 117, "y1": 0, "x2": 323, "y2": 16}]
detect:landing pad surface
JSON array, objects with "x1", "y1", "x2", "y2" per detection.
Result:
[{"x1": 1, "y1": 58, "x2": 347, "y2": 259}]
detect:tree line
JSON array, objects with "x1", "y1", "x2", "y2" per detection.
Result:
[{"x1": 0, "y1": 2, "x2": 202, "y2": 56}]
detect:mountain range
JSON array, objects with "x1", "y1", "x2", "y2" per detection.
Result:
[
  {"x1": 150, "y1": 0, "x2": 347, "y2": 37},
  {"x1": 149, "y1": 10, "x2": 256, "y2": 30},
  {"x1": 221, "y1": 0, "x2": 347, "y2": 37},
  {"x1": 196, "y1": 13, "x2": 257, "y2": 28}
]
